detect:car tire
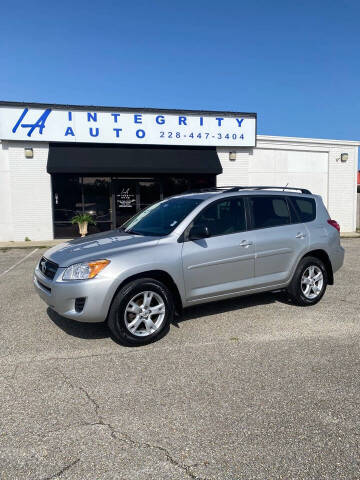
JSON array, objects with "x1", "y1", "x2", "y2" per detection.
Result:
[
  {"x1": 107, "y1": 278, "x2": 174, "y2": 346},
  {"x1": 287, "y1": 256, "x2": 328, "y2": 306}
]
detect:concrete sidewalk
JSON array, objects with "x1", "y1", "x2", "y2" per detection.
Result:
[
  {"x1": 0, "y1": 239, "x2": 72, "y2": 249},
  {"x1": 340, "y1": 232, "x2": 360, "y2": 238},
  {"x1": 341, "y1": 231, "x2": 360, "y2": 238}
]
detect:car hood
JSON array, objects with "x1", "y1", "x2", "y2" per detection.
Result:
[{"x1": 44, "y1": 229, "x2": 161, "y2": 267}]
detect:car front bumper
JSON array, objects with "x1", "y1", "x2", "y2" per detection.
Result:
[{"x1": 34, "y1": 266, "x2": 114, "y2": 323}]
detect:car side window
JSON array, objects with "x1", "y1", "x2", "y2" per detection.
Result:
[
  {"x1": 249, "y1": 196, "x2": 291, "y2": 229},
  {"x1": 290, "y1": 197, "x2": 316, "y2": 222},
  {"x1": 193, "y1": 197, "x2": 246, "y2": 237}
]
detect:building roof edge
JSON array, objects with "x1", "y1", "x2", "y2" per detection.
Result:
[
  {"x1": 0, "y1": 100, "x2": 257, "y2": 118},
  {"x1": 257, "y1": 134, "x2": 360, "y2": 146}
]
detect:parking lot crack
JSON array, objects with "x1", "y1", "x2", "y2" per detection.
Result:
[
  {"x1": 41, "y1": 457, "x2": 80, "y2": 480},
  {"x1": 55, "y1": 368, "x2": 204, "y2": 478},
  {"x1": 55, "y1": 368, "x2": 204, "y2": 479},
  {"x1": 111, "y1": 429, "x2": 206, "y2": 480},
  {"x1": 55, "y1": 367, "x2": 103, "y2": 420}
]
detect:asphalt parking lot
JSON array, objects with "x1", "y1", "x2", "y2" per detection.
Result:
[{"x1": 0, "y1": 239, "x2": 359, "y2": 480}]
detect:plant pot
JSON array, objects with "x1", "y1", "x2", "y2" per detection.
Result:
[{"x1": 78, "y1": 221, "x2": 88, "y2": 237}]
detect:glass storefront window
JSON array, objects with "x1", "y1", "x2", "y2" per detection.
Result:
[
  {"x1": 162, "y1": 176, "x2": 190, "y2": 198},
  {"x1": 52, "y1": 174, "x2": 216, "y2": 238},
  {"x1": 113, "y1": 178, "x2": 138, "y2": 227},
  {"x1": 87, "y1": 222, "x2": 113, "y2": 235},
  {"x1": 189, "y1": 175, "x2": 216, "y2": 191},
  {"x1": 82, "y1": 177, "x2": 111, "y2": 221},
  {"x1": 53, "y1": 222, "x2": 79, "y2": 239},
  {"x1": 161, "y1": 175, "x2": 215, "y2": 199},
  {"x1": 139, "y1": 180, "x2": 161, "y2": 210},
  {"x1": 52, "y1": 175, "x2": 82, "y2": 222}
]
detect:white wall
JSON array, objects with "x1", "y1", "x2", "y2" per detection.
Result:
[
  {"x1": 217, "y1": 136, "x2": 359, "y2": 232},
  {"x1": 0, "y1": 141, "x2": 53, "y2": 241},
  {"x1": 327, "y1": 145, "x2": 358, "y2": 233},
  {"x1": 0, "y1": 136, "x2": 358, "y2": 241},
  {"x1": 0, "y1": 142, "x2": 14, "y2": 240},
  {"x1": 248, "y1": 148, "x2": 328, "y2": 205}
]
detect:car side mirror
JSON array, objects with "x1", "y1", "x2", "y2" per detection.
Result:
[{"x1": 188, "y1": 224, "x2": 210, "y2": 241}]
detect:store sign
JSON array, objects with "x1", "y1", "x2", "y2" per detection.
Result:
[
  {"x1": 0, "y1": 106, "x2": 256, "y2": 147},
  {"x1": 116, "y1": 188, "x2": 136, "y2": 208}
]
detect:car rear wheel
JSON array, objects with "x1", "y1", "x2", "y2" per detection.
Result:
[
  {"x1": 107, "y1": 278, "x2": 174, "y2": 346},
  {"x1": 287, "y1": 256, "x2": 328, "y2": 306}
]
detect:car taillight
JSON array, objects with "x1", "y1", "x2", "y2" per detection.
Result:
[{"x1": 328, "y1": 219, "x2": 340, "y2": 232}]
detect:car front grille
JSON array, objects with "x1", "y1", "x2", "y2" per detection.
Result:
[{"x1": 39, "y1": 257, "x2": 58, "y2": 280}]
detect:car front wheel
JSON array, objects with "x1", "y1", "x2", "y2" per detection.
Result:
[
  {"x1": 107, "y1": 278, "x2": 174, "y2": 346},
  {"x1": 288, "y1": 256, "x2": 328, "y2": 306}
]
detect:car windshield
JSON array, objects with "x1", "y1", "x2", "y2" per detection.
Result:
[{"x1": 121, "y1": 197, "x2": 203, "y2": 236}]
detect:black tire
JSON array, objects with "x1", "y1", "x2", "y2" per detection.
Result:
[
  {"x1": 287, "y1": 256, "x2": 328, "y2": 306},
  {"x1": 107, "y1": 278, "x2": 174, "y2": 346}
]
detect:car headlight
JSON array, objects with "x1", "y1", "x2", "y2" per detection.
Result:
[{"x1": 63, "y1": 259, "x2": 110, "y2": 280}]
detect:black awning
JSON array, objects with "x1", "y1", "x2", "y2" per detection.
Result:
[{"x1": 47, "y1": 143, "x2": 222, "y2": 175}]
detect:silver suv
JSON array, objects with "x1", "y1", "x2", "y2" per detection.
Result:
[{"x1": 34, "y1": 186, "x2": 344, "y2": 346}]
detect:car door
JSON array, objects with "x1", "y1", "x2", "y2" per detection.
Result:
[
  {"x1": 248, "y1": 195, "x2": 309, "y2": 287},
  {"x1": 181, "y1": 196, "x2": 255, "y2": 302}
]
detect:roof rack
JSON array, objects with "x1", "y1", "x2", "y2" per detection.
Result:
[
  {"x1": 184, "y1": 186, "x2": 312, "y2": 194},
  {"x1": 183, "y1": 186, "x2": 239, "y2": 193},
  {"x1": 226, "y1": 186, "x2": 312, "y2": 194}
]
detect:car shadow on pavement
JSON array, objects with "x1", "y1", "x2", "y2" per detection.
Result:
[
  {"x1": 178, "y1": 291, "x2": 291, "y2": 324},
  {"x1": 46, "y1": 291, "x2": 292, "y2": 340},
  {"x1": 47, "y1": 307, "x2": 109, "y2": 340}
]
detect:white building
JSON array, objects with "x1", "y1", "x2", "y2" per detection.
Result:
[{"x1": 0, "y1": 101, "x2": 358, "y2": 241}]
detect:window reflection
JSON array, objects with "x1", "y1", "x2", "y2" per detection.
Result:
[
  {"x1": 83, "y1": 177, "x2": 111, "y2": 221},
  {"x1": 162, "y1": 176, "x2": 190, "y2": 198},
  {"x1": 139, "y1": 181, "x2": 161, "y2": 210},
  {"x1": 52, "y1": 174, "x2": 216, "y2": 238},
  {"x1": 52, "y1": 175, "x2": 82, "y2": 222}
]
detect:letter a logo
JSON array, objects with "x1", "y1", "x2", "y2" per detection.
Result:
[{"x1": 12, "y1": 108, "x2": 52, "y2": 137}]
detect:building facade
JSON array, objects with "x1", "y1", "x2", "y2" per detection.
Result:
[{"x1": 0, "y1": 101, "x2": 358, "y2": 241}]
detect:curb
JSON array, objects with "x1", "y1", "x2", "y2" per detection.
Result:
[
  {"x1": 0, "y1": 245, "x2": 53, "y2": 250},
  {"x1": 0, "y1": 240, "x2": 72, "y2": 250},
  {"x1": 340, "y1": 234, "x2": 360, "y2": 239}
]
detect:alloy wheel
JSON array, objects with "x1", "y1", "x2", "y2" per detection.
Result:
[
  {"x1": 301, "y1": 265, "x2": 324, "y2": 300},
  {"x1": 124, "y1": 290, "x2": 166, "y2": 337}
]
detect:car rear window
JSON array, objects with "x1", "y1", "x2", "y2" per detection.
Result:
[{"x1": 291, "y1": 197, "x2": 316, "y2": 222}]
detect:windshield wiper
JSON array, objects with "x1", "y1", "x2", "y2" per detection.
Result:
[{"x1": 125, "y1": 229, "x2": 143, "y2": 236}]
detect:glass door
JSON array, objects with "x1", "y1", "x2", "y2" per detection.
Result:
[
  {"x1": 113, "y1": 178, "x2": 162, "y2": 228},
  {"x1": 113, "y1": 179, "x2": 137, "y2": 227},
  {"x1": 82, "y1": 177, "x2": 111, "y2": 234}
]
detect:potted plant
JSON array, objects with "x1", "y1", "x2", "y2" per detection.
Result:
[{"x1": 71, "y1": 213, "x2": 96, "y2": 237}]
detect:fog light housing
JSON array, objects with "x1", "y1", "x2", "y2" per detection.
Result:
[{"x1": 75, "y1": 297, "x2": 86, "y2": 313}]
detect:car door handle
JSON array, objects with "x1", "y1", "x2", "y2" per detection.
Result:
[
  {"x1": 240, "y1": 240, "x2": 253, "y2": 247},
  {"x1": 295, "y1": 232, "x2": 306, "y2": 239}
]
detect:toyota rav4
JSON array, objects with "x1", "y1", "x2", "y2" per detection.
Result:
[{"x1": 34, "y1": 186, "x2": 344, "y2": 346}]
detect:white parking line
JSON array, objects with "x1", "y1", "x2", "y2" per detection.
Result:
[{"x1": 0, "y1": 248, "x2": 39, "y2": 278}]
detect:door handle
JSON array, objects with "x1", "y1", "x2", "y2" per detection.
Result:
[
  {"x1": 295, "y1": 232, "x2": 306, "y2": 239},
  {"x1": 240, "y1": 240, "x2": 253, "y2": 247}
]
